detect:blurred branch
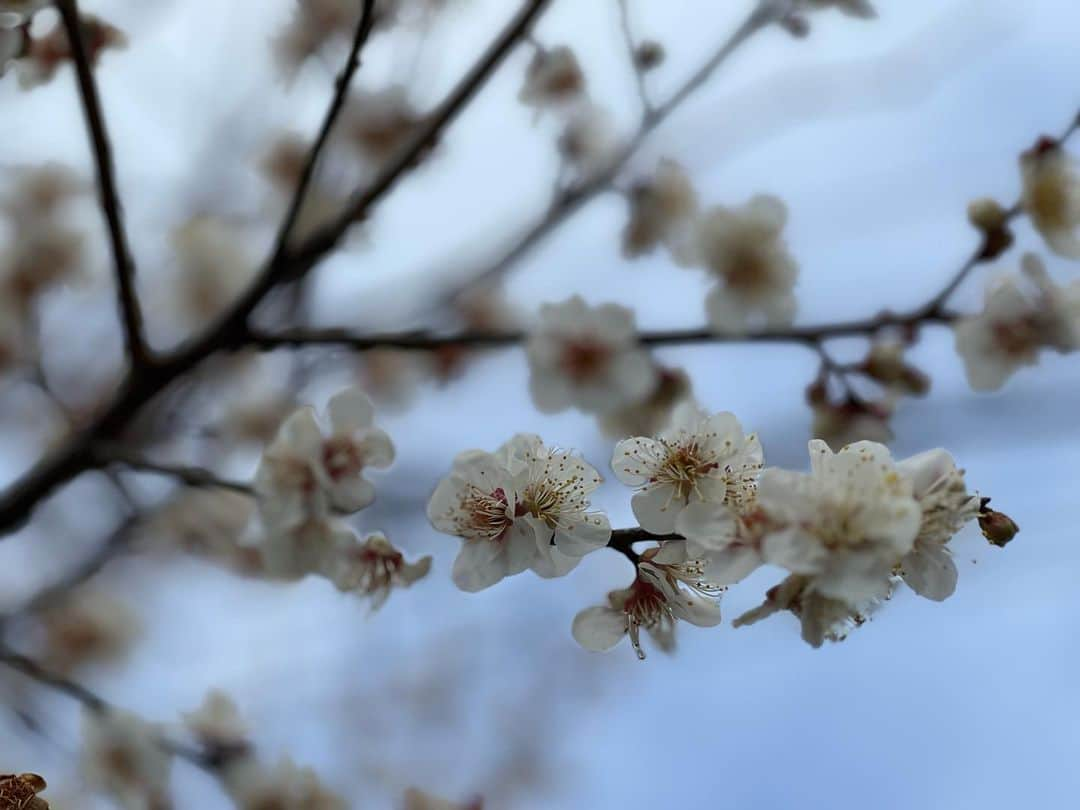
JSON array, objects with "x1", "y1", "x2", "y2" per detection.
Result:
[
  {"x1": 0, "y1": 0, "x2": 553, "y2": 538},
  {"x1": 268, "y1": 0, "x2": 378, "y2": 258},
  {"x1": 615, "y1": 0, "x2": 654, "y2": 117},
  {"x1": 55, "y1": 0, "x2": 148, "y2": 367},
  {"x1": 430, "y1": 2, "x2": 781, "y2": 307},
  {"x1": 0, "y1": 645, "x2": 247, "y2": 772},
  {"x1": 607, "y1": 528, "x2": 681, "y2": 564},
  {"x1": 94, "y1": 445, "x2": 254, "y2": 495}
]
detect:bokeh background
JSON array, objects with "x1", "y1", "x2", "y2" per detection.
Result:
[{"x1": 2, "y1": 0, "x2": 1080, "y2": 807}]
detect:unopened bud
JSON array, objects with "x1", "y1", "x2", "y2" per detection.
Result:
[
  {"x1": 979, "y1": 508, "x2": 1019, "y2": 548},
  {"x1": 862, "y1": 343, "x2": 930, "y2": 397},
  {"x1": 967, "y1": 198, "x2": 1008, "y2": 232},
  {"x1": 634, "y1": 41, "x2": 665, "y2": 71}
]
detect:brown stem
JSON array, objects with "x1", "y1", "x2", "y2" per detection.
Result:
[
  {"x1": 94, "y1": 444, "x2": 254, "y2": 495},
  {"x1": 616, "y1": 0, "x2": 653, "y2": 117},
  {"x1": 55, "y1": 0, "x2": 147, "y2": 367},
  {"x1": 607, "y1": 527, "x2": 682, "y2": 564}
]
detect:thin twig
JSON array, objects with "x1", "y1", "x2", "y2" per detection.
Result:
[
  {"x1": 0, "y1": 646, "x2": 247, "y2": 772},
  {"x1": 94, "y1": 445, "x2": 254, "y2": 495},
  {"x1": 607, "y1": 527, "x2": 681, "y2": 564},
  {"x1": 55, "y1": 0, "x2": 147, "y2": 366},
  {"x1": 268, "y1": 0, "x2": 378, "y2": 258},
  {"x1": 615, "y1": 0, "x2": 653, "y2": 118}
]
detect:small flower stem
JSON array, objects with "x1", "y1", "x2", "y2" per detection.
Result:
[
  {"x1": 92, "y1": 444, "x2": 254, "y2": 495},
  {"x1": 607, "y1": 528, "x2": 682, "y2": 564},
  {"x1": 615, "y1": 0, "x2": 654, "y2": 119}
]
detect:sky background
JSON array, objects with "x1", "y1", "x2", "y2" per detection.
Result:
[{"x1": 2, "y1": 0, "x2": 1080, "y2": 807}]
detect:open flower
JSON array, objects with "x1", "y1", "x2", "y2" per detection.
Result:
[
  {"x1": 321, "y1": 531, "x2": 431, "y2": 609},
  {"x1": 223, "y1": 756, "x2": 347, "y2": 810},
  {"x1": 612, "y1": 404, "x2": 763, "y2": 534},
  {"x1": 894, "y1": 448, "x2": 980, "y2": 601},
  {"x1": 255, "y1": 388, "x2": 394, "y2": 531},
  {"x1": 428, "y1": 436, "x2": 610, "y2": 591},
  {"x1": 518, "y1": 45, "x2": 585, "y2": 111},
  {"x1": 622, "y1": 159, "x2": 700, "y2": 265},
  {"x1": 696, "y1": 195, "x2": 798, "y2": 333},
  {"x1": 954, "y1": 254, "x2": 1080, "y2": 391},
  {"x1": 572, "y1": 543, "x2": 723, "y2": 660},
  {"x1": 81, "y1": 710, "x2": 171, "y2": 810},
  {"x1": 734, "y1": 573, "x2": 886, "y2": 648},
  {"x1": 756, "y1": 440, "x2": 920, "y2": 605},
  {"x1": 526, "y1": 296, "x2": 656, "y2": 414},
  {"x1": 1020, "y1": 138, "x2": 1080, "y2": 259}
]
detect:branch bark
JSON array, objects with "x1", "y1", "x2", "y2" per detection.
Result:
[{"x1": 55, "y1": 0, "x2": 147, "y2": 366}]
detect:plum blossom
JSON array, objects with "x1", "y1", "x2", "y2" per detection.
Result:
[
  {"x1": 1020, "y1": 138, "x2": 1080, "y2": 258},
  {"x1": 894, "y1": 448, "x2": 980, "y2": 601},
  {"x1": 340, "y1": 87, "x2": 426, "y2": 167},
  {"x1": 182, "y1": 690, "x2": 249, "y2": 751},
  {"x1": 223, "y1": 756, "x2": 346, "y2": 810},
  {"x1": 674, "y1": 500, "x2": 770, "y2": 586},
  {"x1": 526, "y1": 296, "x2": 656, "y2": 414},
  {"x1": 81, "y1": 710, "x2": 171, "y2": 810},
  {"x1": 810, "y1": 395, "x2": 894, "y2": 449},
  {"x1": 557, "y1": 103, "x2": 619, "y2": 176},
  {"x1": 404, "y1": 787, "x2": 482, "y2": 810},
  {"x1": 519, "y1": 45, "x2": 585, "y2": 111},
  {"x1": 954, "y1": 254, "x2": 1080, "y2": 391},
  {"x1": 321, "y1": 531, "x2": 431, "y2": 609},
  {"x1": 612, "y1": 403, "x2": 763, "y2": 534},
  {"x1": 170, "y1": 216, "x2": 254, "y2": 326},
  {"x1": 755, "y1": 440, "x2": 920, "y2": 606},
  {"x1": 15, "y1": 14, "x2": 127, "y2": 90},
  {"x1": 0, "y1": 773, "x2": 48, "y2": 810},
  {"x1": 696, "y1": 195, "x2": 798, "y2": 333},
  {"x1": 572, "y1": 543, "x2": 723, "y2": 660},
  {"x1": 734, "y1": 573, "x2": 886, "y2": 648},
  {"x1": 39, "y1": 590, "x2": 140, "y2": 672},
  {"x1": 428, "y1": 435, "x2": 609, "y2": 592},
  {"x1": 255, "y1": 387, "x2": 394, "y2": 531},
  {"x1": 622, "y1": 159, "x2": 699, "y2": 265},
  {"x1": 598, "y1": 365, "x2": 694, "y2": 440}
]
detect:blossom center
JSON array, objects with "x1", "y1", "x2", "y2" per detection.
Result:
[
  {"x1": 655, "y1": 441, "x2": 718, "y2": 500},
  {"x1": 321, "y1": 437, "x2": 362, "y2": 481},
  {"x1": 559, "y1": 339, "x2": 611, "y2": 382},
  {"x1": 457, "y1": 485, "x2": 513, "y2": 541}
]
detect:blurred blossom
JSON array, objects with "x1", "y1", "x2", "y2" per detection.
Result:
[
  {"x1": 621, "y1": 158, "x2": 699, "y2": 266},
  {"x1": 518, "y1": 45, "x2": 585, "y2": 113},
  {"x1": 81, "y1": 710, "x2": 172, "y2": 810},
  {"x1": 36, "y1": 590, "x2": 141, "y2": 673},
  {"x1": 1020, "y1": 137, "x2": 1080, "y2": 259},
  {"x1": 14, "y1": 13, "x2": 126, "y2": 91}
]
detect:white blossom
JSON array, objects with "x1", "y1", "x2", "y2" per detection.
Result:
[
  {"x1": 612, "y1": 403, "x2": 763, "y2": 534},
  {"x1": 756, "y1": 440, "x2": 920, "y2": 605},
  {"x1": 321, "y1": 531, "x2": 431, "y2": 609},
  {"x1": 428, "y1": 435, "x2": 609, "y2": 592},
  {"x1": 894, "y1": 448, "x2": 980, "y2": 601},
  {"x1": 557, "y1": 103, "x2": 619, "y2": 176},
  {"x1": 526, "y1": 296, "x2": 656, "y2": 415},
  {"x1": 182, "y1": 690, "x2": 248, "y2": 750},
  {"x1": 954, "y1": 254, "x2": 1080, "y2": 391},
  {"x1": 696, "y1": 195, "x2": 798, "y2": 333},
  {"x1": 81, "y1": 710, "x2": 171, "y2": 810},
  {"x1": 1020, "y1": 139, "x2": 1080, "y2": 258},
  {"x1": 811, "y1": 397, "x2": 894, "y2": 449},
  {"x1": 39, "y1": 590, "x2": 140, "y2": 672},
  {"x1": 15, "y1": 14, "x2": 127, "y2": 91},
  {"x1": 255, "y1": 387, "x2": 394, "y2": 531},
  {"x1": 519, "y1": 45, "x2": 585, "y2": 111},
  {"x1": 0, "y1": 0, "x2": 46, "y2": 24},
  {"x1": 572, "y1": 543, "x2": 723, "y2": 660},
  {"x1": 223, "y1": 757, "x2": 346, "y2": 810},
  {"x1": 734, "y1": 573, "x2": 885, "y2": 648},
  {"x1": 339, "y1": 86, "x2": 425, "y2": 166},
  {"x1": 622, "y1": 159, "x2": 700, "y2": 265},
  {"x1": 674, "y1": 500, "x2": 768, "y2": 586},
  {"x1": 598, "y1": 366, "x2": 694, "y2": 440},
  {"x1": 169, "y1": 216, "x2": 254, "y2": 326}
]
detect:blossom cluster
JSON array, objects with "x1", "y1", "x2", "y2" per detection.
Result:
[
  {"x1": 251, "y1": 387, "x2": 430, "y2": 606},
  {"x1": 0, "y1": 6, "x2": 125, "y2": 89},
  {"x1": 430, "y1": 402, "x2": 1005, "y2": 658}
]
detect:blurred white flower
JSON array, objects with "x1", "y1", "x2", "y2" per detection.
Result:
[
  {"x1": 622, "y1": 159, "x2": 700, "y2": 265},
  {"x1": 255, "y1": 387, "x2": 394, "y2": 531},
  {"x1": 1020, "y1": 138, "x2": 1080, "y2": 259},
  {"x1": 954, "y1": 254, "x2": 1080, "y2": 391},
  {"x1": 15, "y1": 14, "x2": 127, "y2": 90},
  {"x1": 81, "y1": 710, "x2": 171, "y2": 810},
  {"x1": 696, "y1": 195, "x2": 798, "y2": 333},
  {"x1": 182, "y1": 690, "x2": 248, "y2": 751},
  {"x1": 170, "y1": 215, "x2": 254, "y2": 326},
  {"x1": 321, "y1": 531, "x2": 431, "y2": 609},
  {"x1": 894, "y1": 448, "x2": 980, "y2": 601},
  {"x1": 572, "y1": 543, "x2": 723, "y2": 660},
  {"x1": 223, "y1": 756, "x2": 346, "y2": 810},
  {"x1": 39, "y1": 590, "x2": 140, "y2": 673},
  {"x1": 612, "y1": 403, "x2": 763, "y2": 534},
  {"x1": 519, "y1": 45, "x2": 585, "y2": 111},
  {"x1": 428, "y1": 435, "x2": 610, "y2": 591},
  {"x1": 810, "y1": 396, "x2": 894, "y2": 449},
  {"x1": 757, "y1": 440, "x2": 920, "y2": 605},
  {"x1": 557, "y1": 103, "x2": 619, "y2": 176},
  {"x1": 0, "y1": 0, "x2": 46, "y2": 24},
  {"x1": 734, "y1": 573, "x2": 884, "y2": 648},
  {"x1": 598, "y1": 365, "x2": 694, "y2": 440},
  {"x1": 340, "y1": 86, "x2": 425, "y2": 167},
  {"x1": 526, "y1": 295, "x2": 656, "y2": 414}
]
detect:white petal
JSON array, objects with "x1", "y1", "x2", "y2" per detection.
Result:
[
  {"x1": 279, "y1": 407, "x2": 323, "y2": 457},
  {"x1": 554, "y1": 511, "x2": 611, "y2": 556},
  {"x1": 571, "y1": 606, "x2": 626, "y2": 651},
  {"x1": 451, "y1": 541, "x2": 508, "y2": 592},
  {"x1": 631, "y1": 485, "x2": 680, "y2": 534},
  {"x1": 901, "y1": 544, "x2": 958, "y2": 602},
  {"x1": 675, "y1": 501, "x2": 737, "y2": 547},
  {"x1": 327, "y1": 387, "x2": 375, "y2": 434},
  {"x1": 327, "y1": 476, "x2": 376, "y2": 513},
  {"x1": 611, "y1": 437, "x2": 663, "y2": 486},
  {"x1": 357, "y1": 428, "x2": 395, "y2": 468}
]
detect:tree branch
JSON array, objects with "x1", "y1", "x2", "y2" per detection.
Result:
[
  {"x1": 615, "y1": 0, "x2": 653, "y2": 117},
  {"x1": 607, "y1": 527, "x2": 681, "y2": 564},
  {"x1": 0, "y1": 0, "x2": 552, "y2": 538},
  {"x1": 55, "y1": 0, "x2": 147, "y2": 366},
  {"x1": 93, "y1": 445, "x2": 254, "y2": 495}
]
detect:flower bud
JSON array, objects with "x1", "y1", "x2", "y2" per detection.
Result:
[
  {"x1": 634, "y1": 41, "x2": 665, "y2": 71},
  {"x1": 967, "y1": 197, "x2": 1014, "y2": 261},
  {"x1": 862, "y1": 343, "x2": 930, "y2": 397},
  {"x1": 979, "y1": 508, "x2": 1019, "y2": 547}
]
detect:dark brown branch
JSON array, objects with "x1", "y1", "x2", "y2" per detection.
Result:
[
  {"x1": 55, "y1": 0, "x2": 147, "y2": 366},
  {"x1": 607, "y1": 528, "x2": 681, "y2": 564},
  {"x1": 268, "y1": 0, "x2": 378, "y2": 258},
  {"x1": 0, "y1": 1, "x2": 552, "y2": 537}
]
